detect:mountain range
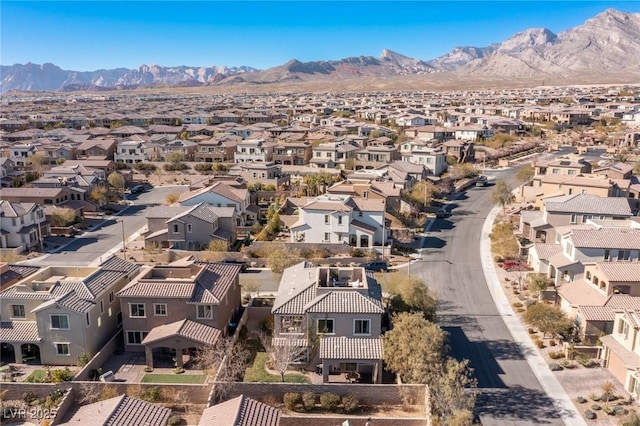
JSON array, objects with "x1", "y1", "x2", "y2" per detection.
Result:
[{"x1": 2, "y1": 8, "x2": 639, "y2": 93}]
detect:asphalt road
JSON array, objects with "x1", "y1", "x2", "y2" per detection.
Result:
[
  {"x1": 28, "y1": 185, "x2": 188, "y2": 266},
  {"x1": 413, "y1": 167, "x2": 566, "y2": 425}
]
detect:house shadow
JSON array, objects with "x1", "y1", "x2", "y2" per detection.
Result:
[{"x1": 475, "y1": 385, "x2": 568, "y2": 424}]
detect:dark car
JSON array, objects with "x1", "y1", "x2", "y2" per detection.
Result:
[
  {"x1": 435, "y1": 208, "x2": 449, "y2": 218},
  {"x1": 131, "y1": 184, "x2": 146, "y2": 194},
  {"x1": 223, "y1": 259, "x2": 248, "y2": 272},
  {"x1": 364, "y1": 260, "x2": 389, "y2": 272}
]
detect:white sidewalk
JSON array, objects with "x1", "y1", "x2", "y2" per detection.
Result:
[{"x1": 481, "y1": 204, "x2": 586, "y2": 426}]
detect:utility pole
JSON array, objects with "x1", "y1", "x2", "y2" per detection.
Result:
[{"x1": 119, "y1": 220, "x2": 126, "y2": 258}]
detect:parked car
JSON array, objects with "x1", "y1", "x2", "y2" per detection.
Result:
[
  {"x1": 502, "y1": 260, "x2": 530, "y2": 272},
  {"x1": 131, "y1": 184, "x2": 146, "y2": 194},
  {"x1": 476, "y1": 176, "x2": 488, "y2": 187},
  {"x1": 435, "y1": 208, "x2": 449, "y2": 218},
  {"x1": 364, "y1": 260, "x2": 389, "y2": 272}
]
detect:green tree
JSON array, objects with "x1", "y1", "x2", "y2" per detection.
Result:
[
  {"x1": 56, "y1": 157, "x2": 66, "y2": 165},
  {"x1": 429, "y1": 358, "x2": 477, "y2": 426},
  {"x1": 377, "y1": 274, "x2": 437, "y2": 321},
  {"x1": 383, "y1": 312, "x2": 447, "y2": 384},
  {"x1": 523, "y1": 303, "x2": 573, "y2": 339},
  {"x1": 515, "y1": 165, "x2": 535, "y2": 183},
  {"x1": 107, "y1": 172, "x2": 125, "y2": 194},
  {"x1": 89, "y1": 186, "x2": 108, "y2": 205},
  {"x1": 266, "y1": 245, "x2": 300, "y2": 274},
  {"x1": 527, "y1": 273, "x2": 552, "y2": 299},
  {"x1": 406, "y1": 180, "x2": 438, "y2": 211},
  {"x1": 50, "y1": 208, "x2": 76, "y2": 227},
  {"x1": 491, "y1": 179, "x2": 514, "y2": 215}
]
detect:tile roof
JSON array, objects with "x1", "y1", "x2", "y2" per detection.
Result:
[
  {"x1": 59, "y1": 394, "x2": 171, "y2": 426},
  {"x1": 570, "y1": 229, "x2": 640, "y2": 249},
  {"x1": 143, "y1": 319, "x2": 222, "y2": 346},
  {"x1": 548, "y1": 252, "x2": 579, "y2": 269},
  {"x1": 594, "y1": 262, "x2": 640, "y2": 282},
  {"x1": 532, "y1": 243, "x2": 562, "y2": 261},
  {"x1": 319, "y1": 336, "x2": 383, "y2": 360},
  {"x1": 350, "y1": 219, "x2": 378, "y2": 233},
  {"x1": 199, "y1": 395, "x2": 281, "y2": 426},
  {"x1": 557, "y1": 279, "x2": 607, "y2": 307},
  {"x1": 600, "y1": 335, "x2": 640, "y2": 369},
  {"x1": 170, "y1": 203, "x2": 219, "y2": 224},
  {"x1": 304, "y1": 291, "x2": 384, "y2": 314},
  {"x1": 0, "y1": 321, "x2": 40, "y2": 343},
  {"x1": 117, "y1": 281, "x2": 195, "y2": 298},
  {"x1": 544, "y1": 194, "x2": 632, "y2": 216},
  {"x1": 579, "y1": 305, "x2": 615, "y2": 321},
  {"x1": 604, "y1": 295, "x2": 640, "y2": 310}
]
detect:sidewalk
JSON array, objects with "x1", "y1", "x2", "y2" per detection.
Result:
[{"x1": 480, "y1": 204, "x2": 587, "y2": 426}]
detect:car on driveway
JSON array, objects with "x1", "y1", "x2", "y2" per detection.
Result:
[
  {"x1": 364, "y1": 260, "x2": 389, "y2": 272},
  {"x1": 435, "y1": 208, "x2": 449, "y2": 218},
  {"x1": 502, "y1": 260, "x2": 530, "y2": 272},
  {"x1": 131, "y1": 184, "x2": 146, "y2": 194}
]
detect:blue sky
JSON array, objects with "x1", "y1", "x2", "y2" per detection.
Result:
[{"x1": 2, "y1": 1, "x2": 640, "y2": 71}]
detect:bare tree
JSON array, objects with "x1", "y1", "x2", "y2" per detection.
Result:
[
  {"x1": 258, "y1": 332, "x2": 307, "y2": 382},
  {"x1": 193, "y1": 337, "x2": 250, "y2": 401}
]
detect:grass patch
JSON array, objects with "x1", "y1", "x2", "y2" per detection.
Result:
[
  {"x1": 141, "y1": 374, "x2": 206, "y2": 384},
  {"x1": 25, "y1": 369, "x2": 48, "y2": 383},
  {"x1": 244, "y1": 352, "x2": 308, "y2": 383}
]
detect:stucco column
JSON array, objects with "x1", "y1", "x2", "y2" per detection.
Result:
[
  {"x1": 14, "y1": 344, "x2": 22, "y2": 364},
  {"x1": 322, "y1": 360, "x2": 329, "y2": 383},
  {"x1": 175, "y1": 347, "x2": 183, "y2": 368},
  {"x1": 145, "y1": 346, "x2": 153, "y2": 370},
  {"x1": 373, "y1": 361, "x2": 380, "y2": 384}
]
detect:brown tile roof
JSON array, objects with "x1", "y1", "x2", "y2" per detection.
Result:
[
  {"x1": 59, "y1": 394, "x2": 171, "y2": 426},
  {"x1": 320, "y1": 336, "x2": 383, "y2": 360},
  {"x1": 570, "y1": 229, "x2": 640, "y2": 250},
  {"x1": 557, "y1": 279, "x2": 607, "y2": 307},
  {"x1": 199, "y1": 395, "x2": 281, "y2": 426},
  {"x1": 600, "y1": 334, "x2": 640, "y2": 369},
  {"x1": 142, "y1": 319, "x2": 222, "y2": 346},
  {"x1": 0, "y1": 321, "x2": 40, "y2": 343},
  {"x1": 544, "y1": 194, "x2": 631, "y2": 216},
  {"x1": 532, "y1": 244, "x2": 562, "y2": 261},
  {"x1": 578, "y1": 305, "x2": 615, "y2": 321},
  {"x1": 595, "y1": 262, "x2": 640, "y2": 282},
  {"x1": 305, "y1": 291, "x2": 384, "y2": 314}
]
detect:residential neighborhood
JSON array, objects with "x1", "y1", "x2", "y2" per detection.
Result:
[{"x1": 1, "y1": 84, "x2": 640, "y2": 425}]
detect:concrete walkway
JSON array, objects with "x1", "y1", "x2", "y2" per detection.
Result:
[{"x1": 480, "y1": 204, "x2": 587, "y2": 426}]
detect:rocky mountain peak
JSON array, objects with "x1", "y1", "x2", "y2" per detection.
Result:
[{"x1": 498, "y1": 28, "x2": 557, "y2": 53}]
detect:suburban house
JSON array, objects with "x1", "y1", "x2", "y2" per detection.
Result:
[
  {"x1": 75, "y1": 138, "x2": 117, "y2": 160},
  {"x1": 519, "y1": 193, "x2": 633, "y2": 245},
  {"x1": 114, "y1": 140, "x2": 152, "y2": 164},
  {"x1": 198, "y1": 395, "x2": 281, "y2": 426},
  {"x1": 271, "y1": 262, "x2": 385, "y2": 383},
  {"x1": 178, "y1": 181, "x2": 252, "y2": 226},
  {"x1": 144, "y1": 204, "x2": 237, "y2": 250},
  {"x1": 288, "y1": 194, "x2": 387, "y2": 248},
  {"x1": 234, "y1": 139, "x2": 275, "y2": 163},
  {"x1": 327, "y1": 175, "x2": 402, "y2": 213},
  {"x1": 0, "y1": 157, "x2": 25, "y2": 188},
  {"x1": 523, "y1": 174, "x2": 631, "y2": 208},
  {"x1": 558, "y1": 262, "x2": 640, "y2": 343},
  {"x1": 600, "y1": 309, "x2": 640, "y2": 399},
  {"x1": 194, "y1": 136, "x2": 241, "y2": 163},
  {"x1": 229, "y1": 162, "x2": 289, "y2": 188},
  {"x1": 160, "y1": 139, "x2": 198, "y2": 161},
  {"x1": 0, "y1": 201, "x2": 49, "y2": 253},
  {"x1": 310, "y1": 141, "x2": 359, "y2": 169},
  {"x1": 399, "y1": 141, "x2": 447, "y2": 176},
  {"x1": 354, "y1": 143, "x2": 401, "y2": 170},
  {"x1": 0, "y1": 263, "x2": 41, "y2": 292},
  {"x1": 272, "y1": 141, "x2": 312, "y2": 166},
  {"x1": 534, "y1": 156, "x2": 592, "y2": 177},
  {"x1": 115, "y1": 259, "x2": 242, "y2": 369},
  {"x1": 0, "y1": 256, "x2": 140, "y2": 365},
  {"x1": 442, "y1": 139, "x2": 475, "y2": 163}
]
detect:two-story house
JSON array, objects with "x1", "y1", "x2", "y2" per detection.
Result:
[
  {"x1": 0, "y1": 256, "x2": 139, "y2": 365},
  {"x1": 0, "y1": 201, "x2": 50, "y2": 253},
  {"x1": 601, "y1": 309, "x2": 640, "y2": 398},
  {"x1": 194, "y1": 136, "x2": 241, "y2": 163},
  {"x1": 399, "y1": 140, "x2": 447, "y2": 176},
  {"x1": 116, "y1": 259, "x2": 242, "y2": 369},
  {"x1": 114, "y1": 141, "x2": 152, "y2": 164},
  {"x1": 272, "y1": 262, "x2": 384, "y2": 383},
  {"x1": 288, "y1": 194, "x2": 387, "y2": 248},
  {"x1": 234, "y1": 139, "x2": 274, "y2": 164},
  {"x1": 0, "y1": 157, "x2": 25, "y2": 188},
  {"x1": 178, "y1": 181, "x2": 252, "y2": 226},
  {"x1": 144, "y1": 203, "x2": 237, "y2": 250},
  {"x1": 272, "y1": 141, "x2": 312, "y2": 166},
  {"x1": 310, "y1": 141, "x2": 359, "y2": 169}
]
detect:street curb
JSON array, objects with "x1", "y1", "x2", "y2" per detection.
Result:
[{"x1": 480, "y1": 205, "x2": 587, "y2": 426}]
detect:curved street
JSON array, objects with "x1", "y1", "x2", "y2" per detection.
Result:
[{"x1": 412, "y1": 167, "x2": 584, "y2": 425}]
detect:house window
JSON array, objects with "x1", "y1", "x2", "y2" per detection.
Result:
[
  {"x1": 354, "y1": 319, "x2": 371, "y2": 335},
  {"x1": 129, "y1": 303, "x2": 146, "y2": 318},
  {"x1": 117, "y1": 312, "x2": 122, "y2": 326},
  {"x1": 50, "y1": 315, "x2": 70, "y2": 330},
  {"x1": 100, "y1": 300, "x2": 104, "y2": 314},
  {"x1": 154, "y1": 303, "x2": 168, "y2": 316},
  {"x1": 126, "y1": 331, "x2": 149, "y2": 345},
  {"x1": 325, "y1": 215, "x2": 330, "y2": 224},
  {"x1": 338, "y1": 216, "x2": 343, "y2": 225},
  {"x1": 187, "y1": 224, "x2": 192, "y2": 233},
  {"x1": 619, "y1": 250, "x2": 631, "y2": 261},
  {"x1": 11, "y1": 304, "x2": 25, "y2": 319},
  {"x1": 317, "y1": 318, "x2": 335, "y2": 334},
  {"x1": 363, "y1": 191, "x2": 368, "y2": 199},
  {"x1": 109, "y1": 292, "x2": 115, "y2": 304},
  {"x1": 604, "y1": 250, "x2": 610, "y2": 261},
  {"x1": 173, "y1": 224, "x2": 179, "y2": 233},
  {"x1": 582, "y1": 215, "x2": 593, "y2": 223},
  {"x1": 324, "y1": 232, "x2": 330, "y2": 242},
  {"x1": 85, "y1": 313, "x2": 91, "y2": 327},
  {"x1": 197, "y1": 305, "x2": 213, "y2": 319},
  {"x1": 55, "y1": 343, "x2": 70, "y2": 356},
  {"x1": 620, "y1": 320, "x2": 630, "y2": 340},
  {"x1": 570, "y1": 214, "x2": 577, "y2": 224}
]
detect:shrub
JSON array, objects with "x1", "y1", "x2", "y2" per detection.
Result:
[
  {"x1": 194, "y1": 163, "x2": 213, "y2": 173},
  {"x1": 141, "y1": 386, "x2": 161, "y2": 402},
  {"x1": 302, "y1": 392, "x2": 316, "y2": 411},
  {"x1": 173, "y1": 367, "x2": 185, "y2": 374},
  {"x1": 22, "y1": 392, "x2": 38, "y2": 404},
  {"x1": 284, "y1": 392, "x2": 300, "y2": 410},
  {"x1": 512, "y1": 302, "x2": 523, "y2": 308},
  {"x1": 134, "y1": 163, "x2": 157, "y2": 172},
  {"x1": 342, "y1": 394, "x2": 360, "y2": 413},
  {"x1": 536, "y1": 340, "x2": 545, "y2": 348},
  {"x1": 589, "y1": 393, "x2": 601, "y2": 401},
  {"x1": 585, "y1": 410, "x2": 597, "y2": 420},
  {"x1": 549, "y1": 351, "x2": 564, "y2": 360},
  {"x1": 350, "y1": 248, "x2": 365, "y2": 257},
  {"x1": 549, "y1": 340, "x2": 557, "y2": 346},
  {"x1": 77, "y1": 352, "x2": 90, "y2": 367},
  {"x1": 576, "y1": 396, "x2": 587, "y2": 404},
  {"x1": 51, "y1": 367, "x2": 74, "y2": 383},
  {"x1": 258, "y1": 317, "x2": 274, "y2": 336},
  {"x1": 144, "y1": 366, "x2": 153, "y2": 373},
  {"x1": 528, "y1": 328, "x2": 536, "y2": 334},
  {"x1": 494, "y1": 255, "x2": 504, "y2": 263},
  {"x1": 167, "y1": 415, "x2": 182, "y2": 426},
  {"x1": 320, "y1": 392, "x2": 340, "y2": 412}
]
